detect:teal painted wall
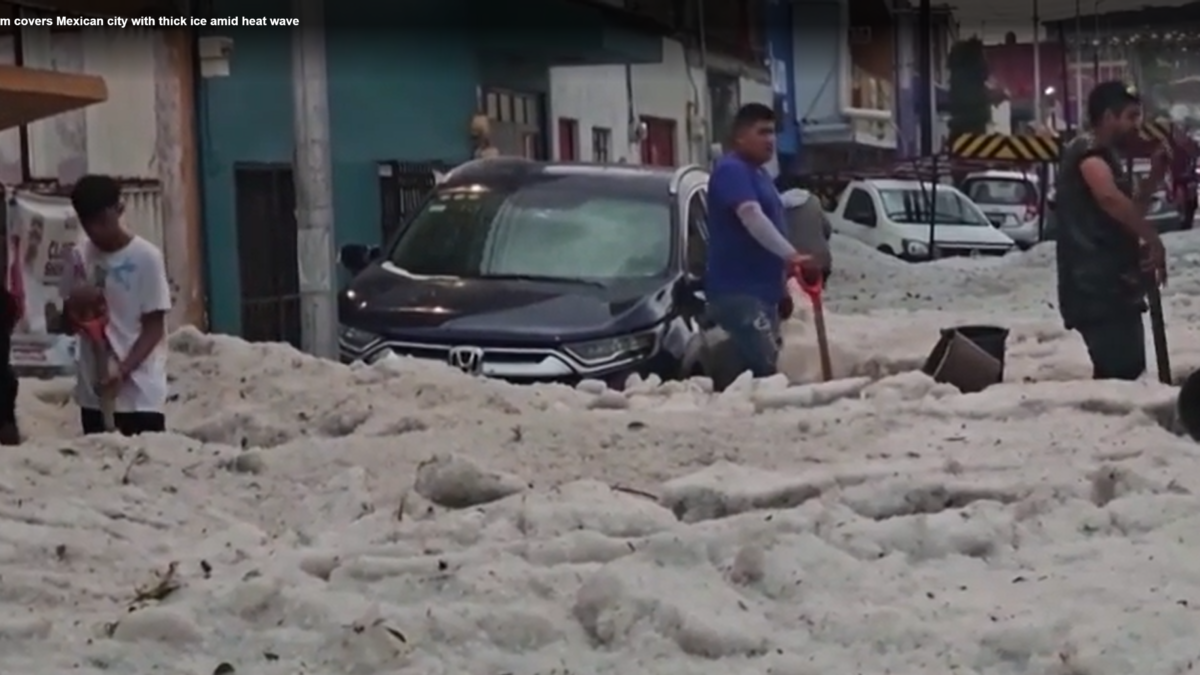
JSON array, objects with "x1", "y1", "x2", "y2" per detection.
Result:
[
  {"x1": 199, "y1": 0, "x2": 477, "y2": 335},
  {"x1": 197, "y1": 0, "x2": 661, "y2": 336},
  {"x1": 197, "y1": 0, "x2": 294, "y2": 335}
]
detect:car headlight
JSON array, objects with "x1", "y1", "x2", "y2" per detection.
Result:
[
  {"x1": 564, "y1": 329, "x2": 659, "y2": 365},
  {"x1": 339, "y1": 325, "x2": 381, "y2": 350},
  {"x1": 902, "y1": 239, "x2": 929, "y2": 257}
]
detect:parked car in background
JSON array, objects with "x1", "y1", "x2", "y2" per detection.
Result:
[
  {"x1": 336, "y1": 157, "x2": 723, "y2": 389},
  {"x1": 826, "y1": 179, "x2": 1016, "y2": 260},
  {"x1": 961, "y1": 170, "x2": 1048, "y2": 249},
  {"x1": 1041, "y1": 160, "x2": 1185, "y2": 241},
  {"x1": 1132, "y1": 159, "x2": 1187, "y2": 233}
]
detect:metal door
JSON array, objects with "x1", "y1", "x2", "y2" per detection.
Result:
[
  {"x1": 707, "y1": 72, "x2": 740, "y2": 144},
  {"x1": 233, "y1": 164, "x2": 301, "y2": 348},
  {"x1": 640, "y1": 116, "x2": 677, "y2": 167},
  {"x1": 377, "y1": 160, "x2": 451, "y2": 244}
]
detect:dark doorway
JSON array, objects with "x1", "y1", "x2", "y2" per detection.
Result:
[
  {"x1": 707, "y1": 71, "x2": 740, "y2": 146},
  {"x1": 233, "y1": 163, "x2": 301, "y2": 348},
  {"x1": 640, "y1": 116, "x2": 677, "y2": 167}
]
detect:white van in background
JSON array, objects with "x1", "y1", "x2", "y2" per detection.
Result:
[{"x1": 826, "y1": 179, "x2": 1016, "y2": 260}]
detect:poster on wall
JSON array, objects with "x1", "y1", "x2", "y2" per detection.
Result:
[{"x1": 7, "y1": 190, "x2": 79, "y2": 374}]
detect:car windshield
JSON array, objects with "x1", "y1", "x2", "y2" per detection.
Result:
[
  {"x1": 965, "y1": 178, "x2": 1037, "y2": 205},
  {"x1": 386, "y1": 176, "x2": 672, "y2": 282},
  {"x1": 879, "y1": 187, "x2": 990, "y2": 226}
]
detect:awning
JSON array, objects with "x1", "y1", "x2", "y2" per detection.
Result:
[{"x1": 0, "y1": 64, "x2": 107, "y2": 132}]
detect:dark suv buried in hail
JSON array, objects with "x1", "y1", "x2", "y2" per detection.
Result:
[{"x1": 336, "y1": 157, "x2": 715, "y2": 388}]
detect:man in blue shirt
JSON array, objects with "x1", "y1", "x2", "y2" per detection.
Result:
[{"x1": 706, "y1": 103, "x2": 811, "y2": 378}]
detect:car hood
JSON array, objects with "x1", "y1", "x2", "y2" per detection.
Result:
[{"x1": 340, "y1": 263, "x2": 673, "y2": 343}]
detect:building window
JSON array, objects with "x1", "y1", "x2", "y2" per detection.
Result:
[
  {"x1": 592, "y1": 127, "x2": 612, "y2": 163},
  {"x1": 558, "y1": 118, "x2": 579, "y2": 160}
]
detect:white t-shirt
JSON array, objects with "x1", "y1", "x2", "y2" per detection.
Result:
[{"x1": 60, "y1": 236, "x2": 172, "y2": 412}]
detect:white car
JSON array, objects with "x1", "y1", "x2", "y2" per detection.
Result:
[
  {"x1": 961, "y1": 170, "x2": 1048, "y2": 248},
  {"x1": 826, "y1": 179, "x2": 1016, "y2": 260}
]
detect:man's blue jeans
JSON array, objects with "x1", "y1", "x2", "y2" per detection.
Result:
[{"x1": 706, "y1": 293, "x2": 782, "y2": 378}]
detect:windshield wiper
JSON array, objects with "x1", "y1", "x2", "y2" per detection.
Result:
[{"x1": 478, "y1": 273, "x2": 606, "y2": 287}]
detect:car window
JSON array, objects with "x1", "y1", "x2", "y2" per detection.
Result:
[
  {"x1": 879, "y1": 187, "x2": 989, "y2": 226},
  {"x1": 965, "y1": 178, "x2": 1036, "y2": 205},
  {"x1": 685, "y1": 191, "x2": 707, "y2": 276},
  {"x1": 387, "y1": 180, "x2": 673, "y2": 281},
  {"x1": 844, "y1": 188, "x2": 876, "y2": 224}
]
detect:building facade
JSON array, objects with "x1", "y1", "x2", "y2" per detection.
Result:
[
  {"x1": 0, "y1": 15, "x2": 204, "y2": 330},
  {"x1": 548, "y1": 0, "x2": 773, "y2": 170},
  {"x1": 772, "y1": 0, "x2": 953, "y2": 172},
  {"x1": 196, "y1": 0, "x2": 666, "y2": 341}
]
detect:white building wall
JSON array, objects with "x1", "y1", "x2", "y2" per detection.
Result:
[
  {"x1": 0, "y1": 29, "x2": 201, "y2": 329},
  {"x1": 0, "y1": 30, "x2": 159, "y2": 183},
  {"x1": 550, "y1": 37, "x2": 709, "y2": 166},
  {"x1": 629, "y1": 38, "x2": 708, "y2": 165},
  {"x1": 550, "y1": 38, "x2": 780, "y2": 169},
  {"x1": 548, "y1": 64, "x2": 633, "y2": 162}
]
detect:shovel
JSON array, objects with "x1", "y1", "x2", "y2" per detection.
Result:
[
  {"x1": 796, "y1": 269, "x2": 833, "y2": 382},
  {"x1": 1147, "y1": 278, "x2": 1171, "y2": 385},
  {"x1": 77, "y1": 315, "x2": 118, "y2": 432}
]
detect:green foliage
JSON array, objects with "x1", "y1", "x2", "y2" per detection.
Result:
[{"x1": 947, "y1": 38, "x2": 992, "y2": 138}]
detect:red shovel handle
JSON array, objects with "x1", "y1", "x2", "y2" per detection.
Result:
[
  {"x1": 794, "y1": 267, "x2": 823, "y2": 303},
  {"x1": 75, "y1": 316, "x2": 108, "y2": 345}
]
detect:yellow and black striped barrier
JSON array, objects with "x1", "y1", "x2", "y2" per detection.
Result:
[
  {"x1": 1138, "y1": 120, "x2": 1174, "y2": 143},
  {"x1": 950, "y1": 133, "x2": 1061, "y2": 162}
]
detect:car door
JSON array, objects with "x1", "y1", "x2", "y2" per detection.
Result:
[
  {"x1": 681, "y1": 188, "x2": 709, "y2": 325},
  {"x1": 839, "y1": 187, "x2": 880, "y2": 247}
]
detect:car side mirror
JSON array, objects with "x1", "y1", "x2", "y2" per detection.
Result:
[{"x1": 339, "y1": 244, "x2": 380, "y2": 274}]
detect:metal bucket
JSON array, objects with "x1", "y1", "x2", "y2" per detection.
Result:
[{"x1": 922, "y1": 325, "x2": 1009, "y2": 394}]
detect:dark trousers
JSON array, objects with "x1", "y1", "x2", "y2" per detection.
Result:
[
  {"x1": 706, "y1": 293, "x2": 783, "y2": 378},
  {"x1": 0, "y1": 364, "x2": 17, "y2": 425},
  {"x1": 1076, "y1": 313, "x2": 1146, "y2": 381},
  {"x1": 80, "y1": 409, "x2": 166, "y2": 436}
]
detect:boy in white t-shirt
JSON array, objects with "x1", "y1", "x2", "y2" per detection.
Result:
[{"x1": 60, "y1": 175, "x2": 171, "y2": 435}]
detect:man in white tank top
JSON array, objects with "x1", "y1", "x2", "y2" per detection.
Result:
[{"x1": 59, "y1": 175, "x2": 171, "y2": 435}]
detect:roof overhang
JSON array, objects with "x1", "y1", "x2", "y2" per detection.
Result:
[{"x1": 0, "y1": 64, "x2": 107, "y2": 132}]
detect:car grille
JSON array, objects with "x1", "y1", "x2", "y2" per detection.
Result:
[
  {"x1": 363, "y1": 341, "x2": 556, "y2": 367},
  {"x1": 341, "y1": 336, "x2": 657, "y2": 382}
]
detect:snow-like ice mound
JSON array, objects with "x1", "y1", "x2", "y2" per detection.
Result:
[{"x1": 6, "y1": 231, "x2": 1200, "y2": 673}]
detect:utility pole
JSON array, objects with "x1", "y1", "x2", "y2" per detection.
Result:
[
  {"x1": 1074, "y1": 0, "x2": 1084, "y2": 124},
  {"x1": 1033, "y1": 0, "x2": 1042, "y2": 126},
  {"x1": 918, "y1": 0, "x2": 933, "y2": 157},
  {"x1": 918, "y1": 0, "x2": 938, "y2": 259},
  {"x1": 290, "y1": 0, "x2": 338, "y2": 359}
]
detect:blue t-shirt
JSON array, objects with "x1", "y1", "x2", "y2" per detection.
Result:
[{"x1": 704, "y1": 154, "x2": 787, "y2": 303}]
